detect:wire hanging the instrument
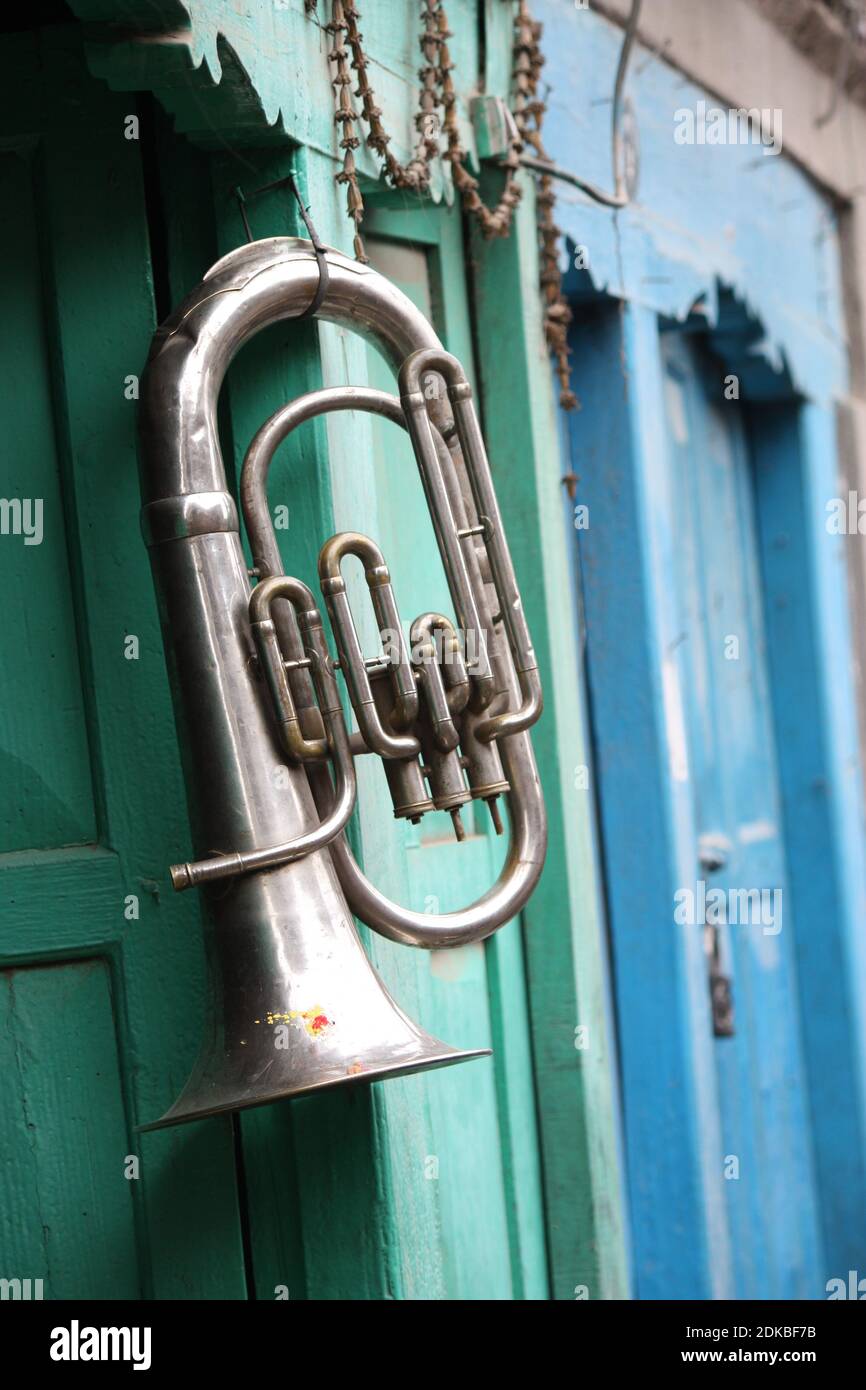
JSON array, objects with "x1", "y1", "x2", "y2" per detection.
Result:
[{"x1": 233, "y1": 172, "x2": 330, "y2": 317}]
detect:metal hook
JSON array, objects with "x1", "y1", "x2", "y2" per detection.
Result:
[{"x1": 232, "y1": 170, "x2": 330, "y2": 317}]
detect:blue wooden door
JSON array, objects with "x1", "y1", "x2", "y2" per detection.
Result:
[
  {"x1": 568, "y1": 299, "x2": 829, "y2": 1298},
  {"x1": 660, "y1": 327, "x2": 821, "y2": 1297}
]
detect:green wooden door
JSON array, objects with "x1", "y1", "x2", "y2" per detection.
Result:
[
  {"x1": 0, "y1": 26, "x2": 248, "y2": 1300},
  {"x1": 0, "y1": 23, "x2": 551, "y2": 1302}
]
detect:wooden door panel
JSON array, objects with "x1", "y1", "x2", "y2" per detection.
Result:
[
  {"x1": 0, "y1": 148, "x2": 95, "y2": 852},
  {"x1": 661, "y1": 327, "x2": 822, "y2": 1297},
  {"x1": 0, "y1": 959, "x2": 140, "y2": 1298},
  {"x1": 359, "y1": 225, "x2": 545, "y2": 1298}
]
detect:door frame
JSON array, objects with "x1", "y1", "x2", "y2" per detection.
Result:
[{"x1": 469, "y1": 172, "x2": 632, "y2": 1302}]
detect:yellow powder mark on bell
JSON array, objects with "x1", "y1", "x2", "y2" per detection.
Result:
[
  {"x1": 262, "y1": 1006, "x2": 333, "y2": 1037},
  {"x1": 289, "y1": 1005, "x2": 333, "y2": 1038}
]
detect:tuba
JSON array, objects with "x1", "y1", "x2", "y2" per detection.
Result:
[{"x1": 137, "y1": 237, "x2": 546, "y2": 1130}]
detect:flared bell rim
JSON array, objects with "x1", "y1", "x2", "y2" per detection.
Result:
[{"x1": 137, "y1": 1045, "x2": 491, "y2": 1133}]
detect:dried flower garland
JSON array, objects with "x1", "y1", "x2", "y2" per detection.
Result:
[{"x1": 325, "y1": 0, "x2": 575, "y2": 409}]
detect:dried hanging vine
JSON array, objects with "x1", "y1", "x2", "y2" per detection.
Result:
[
  {"x1": 437, "y1": 6, "x2": 524, "y2": 238},
  {"x1": 326, "y1": 0, "x2": 575, "y2": 409},
  {"x1": 345, "y1": 0, "x2": 444, "y2": 193},
  {"x1": 512, "y1": 1, "x2": 577, "y2": 410},
  {"x1": 327, "y1": 0, "x2": 366, "y2": 261}
]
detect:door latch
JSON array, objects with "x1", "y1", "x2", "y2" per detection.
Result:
[
  {"x1": 704, "y1": 921, "x2": 735, "y2": 1037},
  {"x1": 699, "y1": 835, "x2": 735, "y2": 1038}
]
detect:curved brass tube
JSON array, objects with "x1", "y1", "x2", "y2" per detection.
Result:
[
  {"x1": 170, "y1": 574, "x2": 356, "y2": 890},
  {"x1": 240, "y1": 385, "x2": 495, "y2": 708},
  {"x1": 410, "y1": 612, "x2": 468, "y2": 750},
  {"x1": 318, "y1": 531, "x2": 419, "y2": 756},
  {"x1": 239, "y1": 380, "x2": 546, "y2": 947},
  {"x1": 399, "y1": 349, "x2": 543, "y2": 743}
]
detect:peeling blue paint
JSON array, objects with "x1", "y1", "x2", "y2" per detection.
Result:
[{"x1": 539, "y1": 0, "x2": 846, "y2": 402}]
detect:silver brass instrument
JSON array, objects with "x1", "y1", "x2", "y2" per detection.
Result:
[{"x1": 137, "y1": 237, "x2": 546, "y2": 1130}]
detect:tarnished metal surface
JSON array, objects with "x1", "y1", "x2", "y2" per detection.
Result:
[{"x1": 137, "y1": 238, "x2": 546, "y2": 1127}]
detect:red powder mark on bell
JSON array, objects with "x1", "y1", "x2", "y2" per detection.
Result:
[{"x1": 311, "y1": 1014, "x2": 330, "y2": 1033}]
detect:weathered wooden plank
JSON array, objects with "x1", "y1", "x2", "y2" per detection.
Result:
[
  {"x1": 486, "y1": 918, "x2": 550, "y2": 1300},
  {"x1": 569, "y1": 298, "x2": 730, "y2": 1299},
  {"x1": 662, "y1": 328, "x2": 822, "y2": 1297},
  {"x1": 0, "y1": 847, "x2": 123, "y2": 960},
  {"x1": 0, "y1": 959, "x2": 140, "y2": 1299},
  {"x1": 0, "y1": 147, "x2": 96, "y2": 853},
  {"x1": 470, "y1": 169, "x2": 631, "y2": 1300},
  {"x1": 77, "y1": 0, "x2": 488, "y2": 198},
  {"x1": 356, "y1": 212, "x2": 545, "y2": 1301},
  {"x1": 753, "y1": 401, "x2": 866, "y2": 1283}
]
